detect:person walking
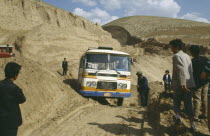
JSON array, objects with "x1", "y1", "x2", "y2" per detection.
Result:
[
  {"x1": 0, "y1": 62, "x2": 26, "y2": 136},
  {"x1": 189, "y1": 45, "x2": 208, "y2": 121},
  {"x1": 62, "y1": 58, "x2": 68, "y2": 76},
  {"x1": 163, "y1": 70, "x2": 171, "y2": 92},
  {"x1": 136, "y1": 71, "x2": 150, "y2": 107},
  {"x1": 170, "y1": 39, "x2": 196, "y2": 133},
  {"x1": 201, "y1": 59, "x2": 210, "y2": 131}
]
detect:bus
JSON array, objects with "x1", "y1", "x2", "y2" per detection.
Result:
[
  {"x1": 78, "y1": 47, "x2": 131, "y2": 106},
  {"x1": 0, "y1": 45, "x2": 15, "y2": 58}
]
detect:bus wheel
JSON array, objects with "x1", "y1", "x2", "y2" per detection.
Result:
[
  {"x1": 117, "y1": 98, "x2": 124, "y2": 106},
  {"x1": 77, "y1": 84, "x2": 81, "y2": 92}
]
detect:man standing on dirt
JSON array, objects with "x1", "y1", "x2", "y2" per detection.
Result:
[
  {"x1": 163, "y1": 70, "x2": 171, "y2": 92},
  {"x1": 0, "y1": 62, "x2": 26, "y2": 136},
  {"x1": 201, "y1": 59, "x2": 210, "y2": 132},
  {"x1": 6, "y1": 44, "x2": 10, "y2": 53},
  {"x1": 189, "y1": 45, "x2": 208, "y2": 121},
  {"x1": 136, "y1": 71, "x2": 150, "y2": 107},
  {"x1": 62, "y1": 58, "x2": 68, "y2": 76},
  {"x1": 170, "y1": 39, "x2": 196, "y2": 133}
]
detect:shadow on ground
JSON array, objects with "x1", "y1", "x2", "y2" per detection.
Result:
[
  {"x1": 116, "y1": 116, "x2": 144, "y2": 124},
  {"x1": 57, "y1": 71, "x2": 63, "y2": 76},
  {"x1": 88, "y1": 122, "x2": 140, "y2": 135},
  {"x1": 88, "y1": 121, "x2": 160, "y2": 136}
]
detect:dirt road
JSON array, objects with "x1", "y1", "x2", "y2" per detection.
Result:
[
  {"x1": 30, "y1": 104, "x2": 159, "y2": 136},
  {"x1": 22, "y1": 82, "x2": 159, "y2": 136}
]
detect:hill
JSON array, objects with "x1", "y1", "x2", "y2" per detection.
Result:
[
  {"x1": 103, "y1": 16, "x2": 210, "y2": 47},
  {"x1": 0, "y1": 1, "x2": 209, "y2": 136}
]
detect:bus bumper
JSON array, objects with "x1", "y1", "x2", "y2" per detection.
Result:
[{"x1": 79, "y1": 90, "x2": 131, "y2": 98}]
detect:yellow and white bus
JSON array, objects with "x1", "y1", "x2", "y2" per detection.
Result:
[{"x1": 78, "y1": 47, "x2": 131, "y2": 106}]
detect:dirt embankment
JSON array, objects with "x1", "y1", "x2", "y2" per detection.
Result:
[
  {"x1": 147, "y1": 82, "x2": 210, "y2": 136},
  {"x1": 0, "y1": 0, "x2": 120, "y2": 135},
  {"x1": 0, "y1": 0, "x2": 209, "y2": 136}
]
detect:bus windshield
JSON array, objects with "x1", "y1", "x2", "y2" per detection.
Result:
[
  {"x1": 85, "y1": 54, "x2": 130, "y2": 71},
  {"x1": 109, "y1": 55, "x2": 130, "y2": 71}
]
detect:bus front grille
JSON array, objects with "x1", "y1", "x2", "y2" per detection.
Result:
[{"x1": 97, "y1": 82, "x2": 117, "y2": 90}]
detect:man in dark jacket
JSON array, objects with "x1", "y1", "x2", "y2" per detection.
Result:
[
  {"x1": 201, "y1": 59, "x2": 210, "y2": 131},
  {"x1": 189, "y1": 45, "x2": 208, "y2": 121},
  {"x1": 0, "y1": 62, "x2": 26, "y2": 136},
  {"x1": 163, "y1": 70, "x2": 171, "y2": 92},
  {"x1": 136, "y1": 71, "x2": 149, "y2": 107},
  {"x1": 62, "y1": 58, "x2": 68, "y2": 76}
]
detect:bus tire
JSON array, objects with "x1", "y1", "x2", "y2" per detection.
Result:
[{"x1": 117, "y1": 98, "x2": 124, "y2": 106}]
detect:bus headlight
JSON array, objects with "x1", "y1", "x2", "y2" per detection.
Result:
[
  {"x1": 91, "y1": 81, "x2": 97, "y2": 87},
  {"x1": 86, "y1": 81, "x2": 91, "y2": 87},
  {"x1": 122, "y1": 84, "x2": 127, "y2": 89},
  {"x1": 86, "y1": 81, "x2": 97, "y2": 88},
  {"x1": 118, "y1": 83, "x2": 127, "y2": 89}
]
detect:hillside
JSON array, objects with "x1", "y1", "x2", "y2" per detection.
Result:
[
  {"x1": 103, "y1": 16, "x2": 210, "y2": 47},
  {"x1": 0, "y1": 0, "x2": 120, "y2": 135},
  {"x1": 0, "y1": 0, "x2": 209, "y2": 136}
]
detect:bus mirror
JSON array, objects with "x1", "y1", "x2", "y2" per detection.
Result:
[{"x1": 130, "y1": 58, "x2": 134, "y2": 65}]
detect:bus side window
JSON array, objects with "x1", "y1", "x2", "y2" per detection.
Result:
[
  {"x1": 80, "y1": 56, "x2": 86, "y2": 68},
  {"x1": 2, "y1": 47, "x2": 5, "y2": 53},
  {"x1": 79, "y1": 59, "x2": 83, "y2": 68}
]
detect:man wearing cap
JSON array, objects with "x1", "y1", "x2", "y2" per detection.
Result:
[{"x1": 136, "y1": 71, "x2": 150, "y2": 107}]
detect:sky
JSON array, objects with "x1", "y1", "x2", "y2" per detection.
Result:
[{"x1": 41, "y1": 0, "x2": 210, "y2": 25}]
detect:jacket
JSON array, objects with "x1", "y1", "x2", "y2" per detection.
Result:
[
  {"x1": 137, "y1": 76, "x2": 150, "y2": 91},
  {"x1": 191, "y1": 56, "x2": 208, "y2": 89},
  {"x1": 0, "y1": 78, "x2": 26, "y2": 129},
  {"x1": 163, "y1": 74, "x2": 171, "y2": 84},
  {"x1": 171, "y1": 50, "x2": 195, "y2": 90},
  {"x1": 62, "y1": 61, "x2": 68, "y2": 69}
]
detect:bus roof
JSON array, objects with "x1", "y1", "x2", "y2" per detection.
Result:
[
  {"x1": 86, "y1": 49, "x2": 130, "y2": 56},
  {"x1": 0, "y1": 45, "x2": 14, "y2": 47}
]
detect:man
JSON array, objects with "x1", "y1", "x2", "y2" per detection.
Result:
[
  {"x1": 201, "y1": 59, "x2": 210, "y2": 131},
  {"x1": 62, "y1": 58, "x2": 68, "y2": 76},
  {"x1": 0, "y1": 62, "x2": 26, "y2": 136},
  {"x1": 170, "y1": 39, "x2": 196, "y2": 132},
  {"x1": 189, "y1": 45, "x2": 208, "y2": 121},
  {"x1": 6, "y1": 44, "x2": 10, "y2": 53},
  {"x1": 163, "y1": 70, "x2": 171, "y2": 92},
  {"x1": 136, "y1": 71, "x2": 150, "y2": 107}
]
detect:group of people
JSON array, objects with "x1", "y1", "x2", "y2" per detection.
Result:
[
  {"x1": 136, "y1": 39, "x2": 209, "y2": 133},
  {"x1": 0, "y1": 39, "x2": 209, "y2": 135}
]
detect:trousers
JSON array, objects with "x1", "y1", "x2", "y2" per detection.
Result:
[{"x1": 173, "y1": 88, "x2": 194, "y2": 117}]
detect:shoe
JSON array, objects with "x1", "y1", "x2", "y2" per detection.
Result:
[
  {"x1": 189, "y1": 127, "x2": 196, "y2": 134},
  {"x1": 198, "y1": 115, "x2": 207, "y2": 119},
  {"x1": 175, "y1": 118, "x2": 181, "y2": 126}
]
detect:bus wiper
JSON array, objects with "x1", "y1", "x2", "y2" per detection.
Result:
[
  {"x1": 114, "y1": 69, "x2": 120, "y2": 77},
  {"x1": 96, "y1": 69, "x2": 103, "y2": 75}
]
